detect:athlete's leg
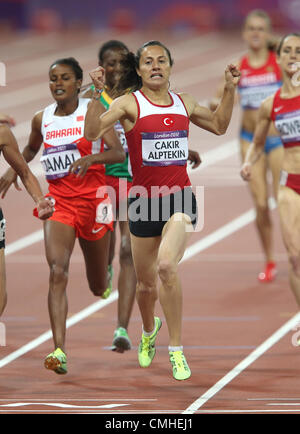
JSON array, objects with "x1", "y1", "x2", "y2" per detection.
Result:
[
  {"x1": 241, "y1": 139, "x2": 274, "y2": 264},
  {"x1": 130, "y1": 234, "x2": 161, "y2": 333},
  {"x1": 108, "y1": 221, "x2": 117, "y2": 267},
  {"x1": 44, "y1": 220, "x2": 76, "y2": 352},
  {"x1": 267, "y1": 145, "x2": 284, "y2": 200},
  {"x1": 0, "y1": 248, "x2": 6, "y2": 316},
  {"x1": 278, "y1": 186, "x2": 300, "y2": 306},
  {"x1": 79, "y1": 229, "x2": 111, "y2": 297},
  {"x1": 117, "y1": 220, "x2": 136, "y2": 329},
  {"x1": 157, "y1": 213, "x2": 193, "y2": 347}
]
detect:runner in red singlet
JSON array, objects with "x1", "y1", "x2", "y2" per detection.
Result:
[
  {"x1": 241, "y1": 33, "x2": 300, "y2": 308},
  {"x1": 84, "y1": 41, "x2": 240, "y2": 380},
  {"x1": 0, "y1": 118, "x2": 54, "y2": 316},
  {"x1": 0, "y1": 58, "x2": 125, "y2": 374},
  {"x1": 211, "y1": 10, "x2": 284, "y2": 283},
  {"x1": 82, "y1": 40, "x2": 202, "y2": 353}
]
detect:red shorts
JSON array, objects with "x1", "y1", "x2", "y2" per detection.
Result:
[
  {"x1": 34, "y1": 193, "x2": 114, "y2": 241},
  {"x1": 106, "y1": 175, "x2": 132, "y2": 211},
  {"x1": 280, "y1": 171, "x2": 300, "y2": 195}
]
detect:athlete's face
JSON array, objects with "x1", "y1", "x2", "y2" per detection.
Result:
[
  {"x1": 49, "y1": 64, "x2": 82, "y2": 102},
  {"x1": 137, "y1": 45, "x2": 172, "y2": 90},
  {"x1": 100, "y1": 48, "x2": 128, "y2": 90},
  {"x1": 278, "y1": 36, "x2": 300, "y2": 77},
  {"x1": 243, "y1": 16, "x2": 270, "y2": 51}
]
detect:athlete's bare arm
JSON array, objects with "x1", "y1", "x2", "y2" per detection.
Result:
[
  {"x1": 0, "y1": 111, "x2": 44, "y2": 196},
  {"x1": 241, "y1": 95, "x2": 274, "y2": 181},
  {"x1": 0, "y1": 124, "x2": 53, "y2": 219},
  {"x1": 209, "y1": 60, "x2": 241, "y2": 111},
  {"x1": 85, "y1": 93, "x2": 137, "y2": 140},
  {"x1": 181, "y1": 64, "x2": 240, "y2": 135}
]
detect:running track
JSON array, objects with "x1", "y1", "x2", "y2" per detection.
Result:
[{"x1": 0, "y1": 29, "x2": 299, "y2": 416}]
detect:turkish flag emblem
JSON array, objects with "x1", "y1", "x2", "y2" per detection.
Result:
[
  {"x1": 163, "y1": 117, "x2": 174, "y2": 126},
  {"x1": 76, "y1": 115, "x2": 84, "y2": 122}
]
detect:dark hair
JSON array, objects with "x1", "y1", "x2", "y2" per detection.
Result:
[
  {"x1": 49, "y1": 57, "x2": 83, "y2": 81},
  {"x1": 135, "y1": 40, "x2": 174, "y2": 68},
  {"x1": 98, "y1": 40, "x2": 129, "y2": 64},
  {"x1": 277, "y1": 33, "x2": 300, "y2": 55},
  {"x1": 103, "y1": 41, "x2": 174, "y2": 97}
]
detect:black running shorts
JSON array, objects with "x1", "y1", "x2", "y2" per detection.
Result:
[{"x1": 128, "y1": 187, "x2": 198, "y2": 238}]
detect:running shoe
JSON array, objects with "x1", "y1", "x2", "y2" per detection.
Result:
[
  {"x1": 169, "y1": 350, "x2": 191, "y2": 381},
  {"x1": 111, "y1": 327, "x2": 132, "y2": 353},
  {"x1": 258, "y1": 262, "x2": 277, "y2": 283},
  {"x1": 44, "y1": 348, "x2": 67, "y2": 375},
  {"x1": 138, "y1": 317, "x2": 162, "y2": 368},
  {"x1": 102, "y1": 264, "x2": 113, "y2": 299}
]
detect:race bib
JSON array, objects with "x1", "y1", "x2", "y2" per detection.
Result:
[
  {"x1": 239, "y1": 83, "x2": 280, "y2": 109},
  {"x1": 115, "y1": 121, "x2": 128, "y2": 153},
  {"x1": 40, "y1": 144, "x2": 81, "y2": 180},
  {"x1": 96, "y1": 202, "x2": 113, "y2": 224},
  {"x1": 275, "y1": 109, "x2": 300, "y2": 144},
  {"x1": 141, "y1": 130, "x2": 188, "y2": 167}
]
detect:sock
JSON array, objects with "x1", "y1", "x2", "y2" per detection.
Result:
[
  {"x1": 168, "y1": 346, "x2": 183, "y2": 353},
  {"x1": 143, "y1": 322, "x2": 156, "y2": 337}
]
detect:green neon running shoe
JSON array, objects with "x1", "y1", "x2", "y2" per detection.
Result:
[
  {"x1": 138, "y1": 317, "x2": 162, "y2": 368},
  {"x1": 44, "y1": 347, "x2": 67, "y2": 375},
  {"x1": 169, "y1": 350, "x2": 191, "y2": 381},
  {"x1": 102, "y1": 264, "x2": 113, "y2": 299},
  {"x1": 112, "y1": 327, "x2": 132, "y2": 353}
]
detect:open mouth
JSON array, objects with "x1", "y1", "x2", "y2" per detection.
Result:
[
  {"x1": 150, "y1": 73, "x2": 163, "y2": 79},
  {"x1": 54, "y1": 89, "x2": 65, "y2": 95}
]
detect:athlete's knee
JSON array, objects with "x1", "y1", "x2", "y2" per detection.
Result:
[
  {"x1": 88, "y1": 274, "x2": 107, "y2": 297},
  {"x1": 157, "y1": 258, "x2": 177, "y2": 283},
  {"x1": 289, "y1": 255, "x2": 300, "y2": 278},
  {"x1": 136, "y1": 279, "x2": 157, "y2": 297},
  {"x1": 49, "y1": 263, "x2": 69, "y2": 285}
]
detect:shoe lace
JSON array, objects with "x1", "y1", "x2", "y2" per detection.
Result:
[
  {"x1": 141, "y1": 335, "x2": 151, "y2": 353},
  {"x1": 170, "y1": 351, "x2": 187, "y2": 371}
]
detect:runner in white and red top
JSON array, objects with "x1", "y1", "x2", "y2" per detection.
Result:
[
  {"x1": 85, "y1": 40, "x2": 240, "y2": 381},
  {"x1": 0, "y1": 58, "x2": 125, "y2": 374},
  {"x1": 211, "y1": 10, "x2": 284, "y2": 283},
  {"x1": 241, "y1": 33, "x2": 300, "y2": 309}
]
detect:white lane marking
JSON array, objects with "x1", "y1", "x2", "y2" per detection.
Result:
[
  {"x1": 267, "y1": 403, "x2": 300, "y2": 406},
  {"x1": 0, "y1": 402, "x2": 129, "y2": 409},
  {"x1": 183, "y1": 197, "x2": 276, "y2": 262},
  {"x1": 183, "y1": 311, "x2": 300, "y2": 414}
]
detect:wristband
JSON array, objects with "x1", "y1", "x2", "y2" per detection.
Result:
[{"x1": 92, "y1": 88, "x2": 103, "y2": 101}]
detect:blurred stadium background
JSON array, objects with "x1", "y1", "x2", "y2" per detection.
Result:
[{"x1": 1, "y1": 0, "x2": 300, "y2": 34}]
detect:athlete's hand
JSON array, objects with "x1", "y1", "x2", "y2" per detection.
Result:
[
  {"x1": 36, "y1": 197, "x2": 55, "y2": 220},
  {"x1": 188, "y1": 149, "x2": 201, "y2": 169},
  {"x1": 89, "y1": 66, "x2": 105, "y2": 91},
  {"x1": 0, "y1": 114, "x2": 16, "y2": 127},
  {"x1": 240, "y1": 162, "x2": 252, "y2": 181},
  {"x1": 69, "y1": 155, "x2": 93, "y2": 178},
  {"x1": 225, "y1": 64, "x2": 241, "y2": 87},
  {"x1": 0, "y1": 167, "x2": 20, "y2": 198}
]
